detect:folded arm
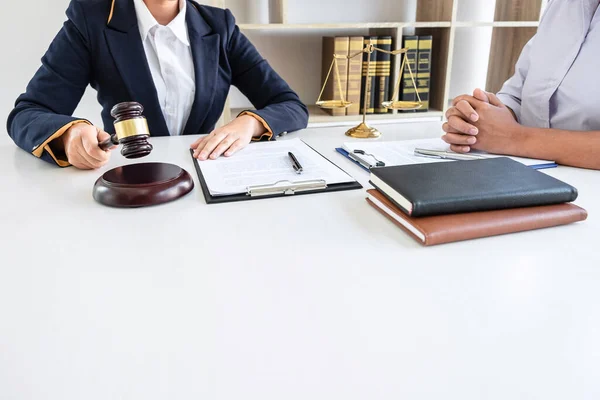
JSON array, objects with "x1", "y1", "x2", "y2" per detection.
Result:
[
  {"x1": 443, "y1": 91, "x2": 600, "y2": 170},
  {"x1": 6, "y1": 1, "x2": 104, "y2": 167},
  {"x1": 191, "y1": 8, "x2": 309, "y2": 160},
  {"x1": 513, "y1": 125, "x2": 600, "y2": 170}
]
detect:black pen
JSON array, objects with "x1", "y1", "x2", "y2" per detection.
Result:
[{"x1": 288, "y1": 151, "x2": 303, "y2": 174}]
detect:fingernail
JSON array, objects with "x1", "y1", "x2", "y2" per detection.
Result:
[
  {"x1": 200, "y1": 152, "x2": 207, "y2": 159},
  {"x1": 468, "y1": 137, "x2": 476, "y2": 145},
  {"x1": 470, "y1": 114, "x2": 479, "y2": 122},
  {"x1": 210, "y1": 154, "x2": 217, "y2": 160},
  {"x1": 225, "y1": 152, "x2": 232, "y2": 157},
  {"x1": 469, "y1": 128, "x2": 478, "y2": 135}
]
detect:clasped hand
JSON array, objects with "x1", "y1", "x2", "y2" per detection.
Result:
[{"x1": 442, "y1": 88, "x2": 521, "y2": 155}]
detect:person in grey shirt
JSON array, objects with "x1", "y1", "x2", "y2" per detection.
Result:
[{"x1": 443, "y1": 0, "x2": 600, "y2": 170}]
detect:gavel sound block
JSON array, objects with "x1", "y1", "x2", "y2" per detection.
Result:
[{"x1": 93, "y1": 102, "x2": 194, "y2": 208}]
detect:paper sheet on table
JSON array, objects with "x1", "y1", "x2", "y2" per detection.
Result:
[
  {"x1": 199, "y1": 138, "x2": 355, "y2": 196},
  {"x1": 342, "y1": 138, "x2": 555, "y2": 169}
]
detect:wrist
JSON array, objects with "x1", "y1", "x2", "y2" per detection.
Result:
[
  {"x1": 52, "y1": 124, "x2": 76, "y2": 152},
  {"x1": 507, "y1": 123, "x2": 529, "y2": 157},
  {"x1": 239, "y1": 115, "x2": 266, "y2": 138},
  {"x1": 62, "y1": 123, "x2": 84, "y2": 144},
  {"x1": 506, "y1": 106, "x2": 518, "y2": 122}
]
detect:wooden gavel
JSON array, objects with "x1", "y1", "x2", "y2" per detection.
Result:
[{"x1": 99, "y1": 102, "x2": 154, "y2": 159}]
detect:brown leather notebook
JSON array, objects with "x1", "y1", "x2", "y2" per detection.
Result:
[{"x1": 367, "y1": 189, "x2": 588, "y2": 246}]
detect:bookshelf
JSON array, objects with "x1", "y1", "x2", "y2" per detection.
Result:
[{"x1": 206, "y1": 0, "x2": 547, "y2": 129}]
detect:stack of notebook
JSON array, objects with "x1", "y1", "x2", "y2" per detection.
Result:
[{"x1": 366, "y1": 157, "x2": 588, "y2": 246}]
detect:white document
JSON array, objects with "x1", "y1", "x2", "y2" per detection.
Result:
[
  {"x1": 198, "y1": 138, "x2": 355, "y2": 196},
  {"x1": 342, "y1": 138, "x2": 555, "y2": 169}
]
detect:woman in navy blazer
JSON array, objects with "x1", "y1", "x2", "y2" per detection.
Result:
[{"x1": 6, "y1": 0, "x2": 308, "y2": 168}]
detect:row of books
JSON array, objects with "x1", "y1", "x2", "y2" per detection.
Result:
[{"x1": 320, "y1": 35, "x2": 433, "y2": 117}]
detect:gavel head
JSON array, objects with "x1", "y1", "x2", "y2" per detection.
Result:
[{"x1": 111, "y1": 102, "x2": 154, "y2": 159}]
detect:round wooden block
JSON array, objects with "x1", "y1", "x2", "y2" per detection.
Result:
[{"x1": 93, "y1": 162, "x2": 195, "y2": 208}]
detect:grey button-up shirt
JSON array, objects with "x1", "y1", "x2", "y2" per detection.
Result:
[{"x1": 497, "y1": 0, "x2": 600, "y2": 131}]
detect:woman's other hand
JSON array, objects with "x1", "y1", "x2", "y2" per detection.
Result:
[{"x1": 191, "y1": 115, "x2": 267, "y2": 160}]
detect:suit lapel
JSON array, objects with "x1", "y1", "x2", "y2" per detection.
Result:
[
  {"x1": 104, "y1": 0, "x2": 169, "y2": 136},
  {"x1": 184, "y1": 3, "x2": 220, "y2": 135}
]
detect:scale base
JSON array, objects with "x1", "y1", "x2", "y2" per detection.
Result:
[
  {"x1": 93, "y1": 162, "x2": 194, "y2": 208},
  {"x1": 345, "y1": 122, "x2": 381, "y2": 139}
]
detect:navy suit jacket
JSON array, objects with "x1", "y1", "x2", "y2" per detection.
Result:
[{"x1": 7, "y1": 0, "x2": 308, "y2": 166}]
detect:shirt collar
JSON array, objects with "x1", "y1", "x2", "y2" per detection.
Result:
[{"x1": 133, "y1": 0, "x2": 190, "y2": 46}]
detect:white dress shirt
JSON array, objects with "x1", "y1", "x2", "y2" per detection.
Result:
[{"x1": 133, "y1": 0, "x2": 196, "y2": 136}]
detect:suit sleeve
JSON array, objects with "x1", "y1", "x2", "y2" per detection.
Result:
[
  {"x1": 496, "y1": 36, "x2": 535, "y2": 123},
  {"x1": 224, "y1": 9, "x2": 308, "y2": 139},
  {"x1": 495, "y1": 0, "x2": 558, "y2": 122},
  {"x1": 6, "y1": 0, "x2": 93, "y2": 166}
]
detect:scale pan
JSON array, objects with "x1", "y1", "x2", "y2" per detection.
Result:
[
  {"x1": 316, "y1": 100, "x2": 352, "y2": 109},
  {"x1": 382, "y1": 101, "x2": 423, "y2": 110}
]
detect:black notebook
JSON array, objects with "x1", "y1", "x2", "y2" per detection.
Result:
[{"x1": 369, "y1": 157, "x2": 578, "y2": 217}]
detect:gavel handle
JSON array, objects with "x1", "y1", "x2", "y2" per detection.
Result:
[{"x1": 99, "y1": 135, "x2": 119, "y2": 151}]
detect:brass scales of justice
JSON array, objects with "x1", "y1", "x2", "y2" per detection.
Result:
[{"x1": 317, "y1": 39, "x2": 423, "y2": 139}]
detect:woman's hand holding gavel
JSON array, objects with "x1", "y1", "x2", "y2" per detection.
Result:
[{"x1": 61, "y1": 123, "x2": 116, "y2": 170}]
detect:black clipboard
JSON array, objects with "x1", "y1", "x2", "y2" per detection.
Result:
[{"x1": 189, "y1": 143, "x2": 363, "y2": 204}]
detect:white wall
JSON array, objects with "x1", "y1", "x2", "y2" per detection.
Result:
[
  {"x1": 449, "y1": 0, "x2": 495, "y2": 99},
  {"x1": 0, "y1": 0, "x2": 101, "y2": 145},
  {"x1": 286, "y1": 0, "x2": 416, "y2": 24}
]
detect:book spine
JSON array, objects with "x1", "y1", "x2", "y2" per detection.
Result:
[
  {"x1": 321, "y1": 36, "x2": 350, "y2": 116},
  {"x1": 360, "y1": 36, "x2": 378, "y2": 115},
  {"x1": 369, "y1": 36, "x2": 377, "y2": 114},
  {"x1": 400, "y1": 35, "x2": 418, "y2": 113},
  {"x1": 366, "y1": 197, "x2": 427, "y2": 245},
  {"x1": 346, "y1": 37, "x2": 364, "y2": 116},
  {"x1": 367, "y1": 192, "x2": 588, "y2": 247},
  {"x1": 375, "y1": 36, "x2": 392, "y2": 114},
  {"x1": 321, "y1": 37, "x2": 335, "y2": 116},
  {"x1": 416, "y1": 35, "x2": 433, "y2": 112}
]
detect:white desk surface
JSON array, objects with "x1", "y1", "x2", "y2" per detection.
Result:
[{"x1": 1, "y1": 123, "x2": 599, "y2": 400}]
